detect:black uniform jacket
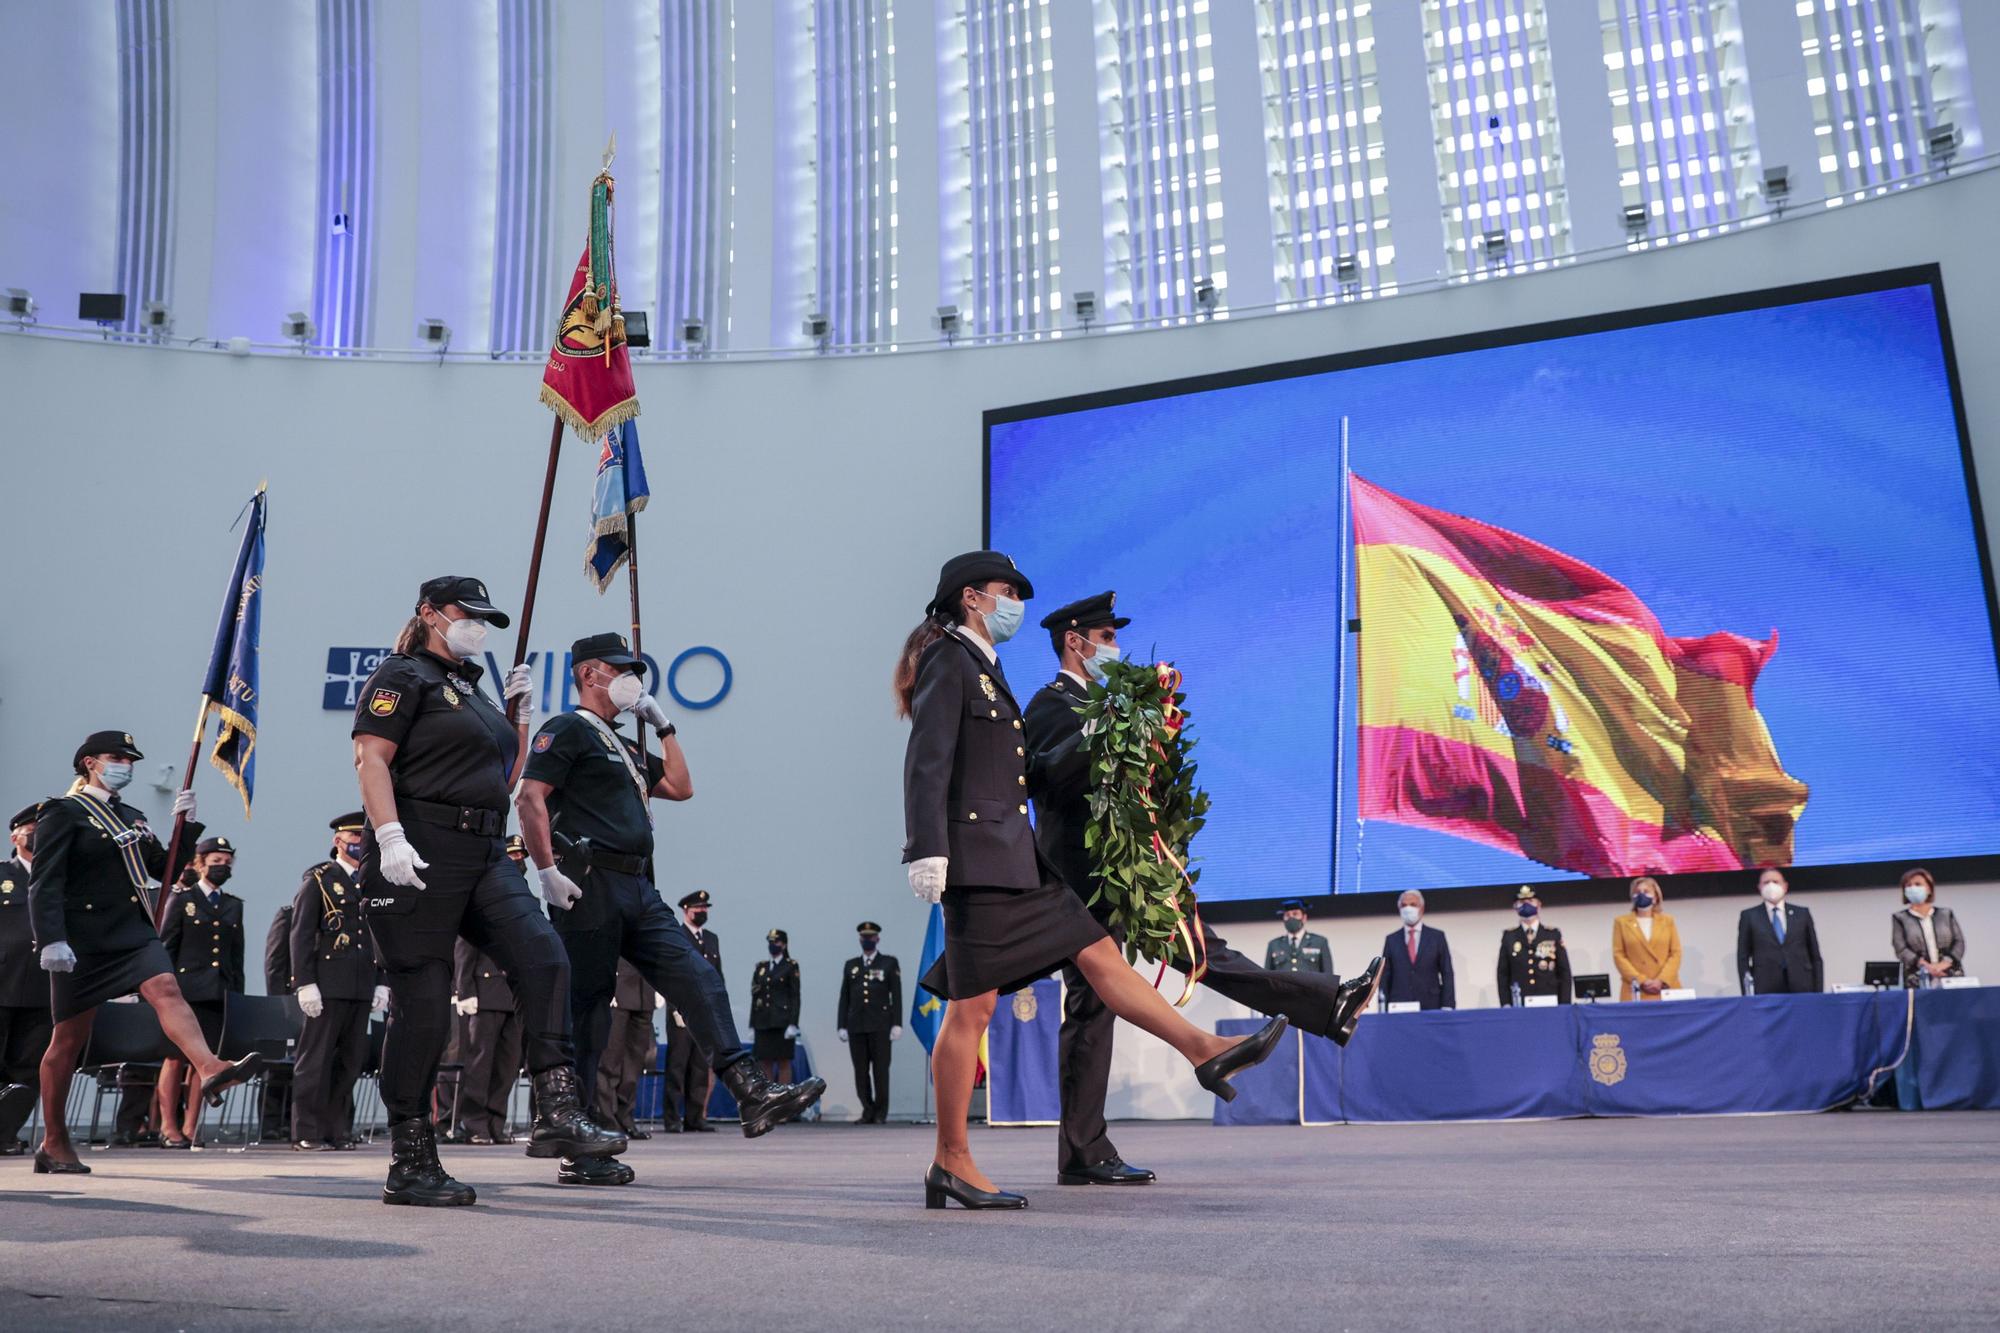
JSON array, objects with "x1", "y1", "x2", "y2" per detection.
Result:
[
  {"x1": 0, "y1": 858, "x2": 49, "y2": 1007},
  {"x1": 1498, "y1": 924, "x2": 1573, "y2": 1004},
  {"x1": 837, "y1": 953, "x2": 903, "y2": 1034},
  {"x1": 901, "y1": 630, "x2": 1043, "y2": 890},
  {"x1": 28, "y1": 794, "x2": 202, "y2": 955},
  {"x1": 453, "y1": 940, "x2": 517, "y2": 1012},
  {"x1": 264, "y1": 903, "x2": 294, "y2": 993},
  {"x1": 290, "y1": 860, "x2": 382, "y2": 1001},
  {"x1": 161, "y1": 885, "x2": 248, "y2": 1003},
  {"x1": 1023, "y1": 673, "x2": 1096, "y2": 906},
  {"x1": 749, "y1": 957, "x2": 801, "y2": 1030}
]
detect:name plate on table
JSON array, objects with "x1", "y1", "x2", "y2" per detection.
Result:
[
  {"x1": 1660, "y1": 988, "x2": 1696, "y2": 1001},
  {"x1": 1383, "y1": 1001, "x2": 1421, "y2": 1014},
  {"x1": 1942, "y1": 977, "x2": 1982, "y2": 989},
  {"x1": 1523, "y1": 995, "x2": 1560, "y2": 1008},
  {"x1": 1831, "y1": 984, "x2": 1876, "y2": 993}
]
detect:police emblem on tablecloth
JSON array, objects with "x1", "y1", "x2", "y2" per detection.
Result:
[
  {"x1": 979, "y1": 675, "x2": 998, "y2": 702},
  {"x1": 1011, "y1": 988, "x2": 1037, "y2": 1022},
  {"x1": 1588, "y1": 1032, "x2": 1627, "y2": 1086}
]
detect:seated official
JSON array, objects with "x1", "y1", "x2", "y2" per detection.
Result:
[
  {"x1": 1380, "y1": 891, "x2": 1453, "y2": 1010},
  {"x1": 1498, "y1": 887, "x2": 1571, "y2": 1005},
  {"x1": 1611, "y1": 876, "x2": 1681, "y2": 1001},
  {"x1": 1893, "y1": 867, "x2": 1966, "y2": 987},
  {"x1": 1736, "y1": 868, "x2": 1822, "y2": 995}
]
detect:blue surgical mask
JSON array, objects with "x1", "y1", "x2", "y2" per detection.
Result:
[
  {"x1": 982, "y1": 592, "x2": 1024, "y2": 644},
  {"x1": 1516, "y1": 901, "x2": 1539, "y2": 919},
  {"x1": 1085, "y1": 641, "x2": 1123, "y2": 681},
  {"x1": 1398, "y1": 905, "x2": 1421, "y2": 926},
  {"x1": 1632, "y1": 893, "x2": 1655, "y2": 911},
  {"x1": 99, "y1": 762, "x2": 134, "y2": 792},
  {"x1": 1904, "y1": 884, "x2": 1928, "y2": 905}
]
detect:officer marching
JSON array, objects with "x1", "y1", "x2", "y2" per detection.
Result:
[
  {"x1": 289, "y1": 813, "x2": 388, "y2": 1150},
  {"x1": 836, "y1": 921, "x2": 902, "y2": 1124}
]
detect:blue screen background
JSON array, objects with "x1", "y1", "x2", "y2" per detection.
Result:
[{"x1": 987, "y1": 284, "x2": 2000, "y2": 902}]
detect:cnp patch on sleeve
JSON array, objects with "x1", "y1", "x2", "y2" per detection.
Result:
[
  {"x1": 368, "y1": 689, "x2": 402, "y2": 717},
  {"x1": 533, "y1": 733, "x2": 554, "y2": 753}
]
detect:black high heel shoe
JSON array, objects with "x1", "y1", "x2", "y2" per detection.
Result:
[
  {"x1": 1194, "y1": 1015, "x2": 1290, "y2": 1103},
  {"x1": 924, "y1": 1163, "x2": 1027, "y2": 1210},
  {"x1": 199, "y1": 1053, "x2": 264, "y2": 1107},
  {"x1": 33, "y1": 1149, "x2": 91, "y2": 1175}
]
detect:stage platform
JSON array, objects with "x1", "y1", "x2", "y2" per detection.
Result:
[{"x1": 2, "y1": 1112, "x2": 1997, "y2": 1331}]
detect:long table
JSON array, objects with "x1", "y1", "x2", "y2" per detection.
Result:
[{"x1": 1213, "y1": 986, "x2": 2000, "y2": 1125}]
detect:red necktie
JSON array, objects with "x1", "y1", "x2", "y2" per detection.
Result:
[{"x1": 1407, "y1": 927, "x2": 1418, "y2": 963}]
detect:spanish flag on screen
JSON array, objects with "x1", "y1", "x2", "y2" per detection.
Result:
[{"x1": 1351, "y1": 475, "x2": 1807, "y2": 877}]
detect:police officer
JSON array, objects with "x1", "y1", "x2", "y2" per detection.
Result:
[
  {"x1": 836, "y1": 921, "x2": 902, "y2": 1123},
  {"x1": 350, "y1": 576, "x2": 622, "y2": 1207},
  {"x1": 749, "y1": 930, "x2": 801, "y2": 1085},
  {"x1": 290, "y1": 813, "x2": 388, "y2": 1150},
  {"x1": 0, "y1": 804, "x2": 50, "y2": 1152},
  {"x1": 594, "y1": 960, "x2": 657, "y2": 1139},
  {"x1": 28, "y1": 730, "x2": 261, "y2": 1173},
  {"x1": 1498, "y1": 886, "x2": 1572, "y2": 1004},
  {"x1": 515, "y1": 632, "x2": 822, "y2": 1183},
  {"x1": 663, "y1": 890, "x2": 723, "y2": 1132},
  {"x1": 450, "y1": 939, "x2": 521, "y2": 1144},
  {"x1": 1265, "y1": 899, "x2": 1334, "y2": 975},
  {"x1": 155, "y1": 835, "x2": 247, "y2": 1147}
]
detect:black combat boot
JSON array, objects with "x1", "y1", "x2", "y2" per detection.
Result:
[
  {"x1": 382, "y1": 1116, "x2": 476, "y2": 1207},
  {"x1": 525, "y1": 1066, "x2": 627, "y2": 1159},
  {"x1": 557, "y1": 1154, "x2": 636, "y2": 1186},
  {"x1": 718, "y1": 1057, "x2": 827, "y2": 1139}
]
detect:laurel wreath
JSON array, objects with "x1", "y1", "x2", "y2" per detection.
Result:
[{"x1": 1079, "y1": 659, "x2": 1212, "y2": 984}]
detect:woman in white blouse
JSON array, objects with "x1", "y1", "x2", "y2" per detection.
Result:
[{"x1": 1892, "y1": 867, "x2": 1965, "y2": 986}]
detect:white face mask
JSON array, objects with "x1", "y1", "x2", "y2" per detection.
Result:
[
  {"x1": 1759, "y1": 881, "x2": 1785, "y2": 904},
  {"x1": 438, "y1": 614, "x2": 488, "y2": 658},
  {"x1": 606, "y1": 672, "x2": 646, "y2": 713},
  {"x1": 1084, "y1": 639, "x2": 1123, "y2": 681},
  {"x1": 1904, "y1": 884, "x2": 1929, "y2": 905},
  {"x1": 99, "y1": 761, "x2": 135, "y2": 792},
  {"x1": 1398, "y1": 905, "x2": 1421, "y2": 926}
]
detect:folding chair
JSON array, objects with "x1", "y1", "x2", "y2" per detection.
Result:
[
  {"x1": 78, "y1": 1000, "x2": 174, "y2": 1150},
  {"x1": 213, "y1": 993, "x2": 302, "y2": 1150},
  {"x1": 350, "y1": 1020, "x2": 389, "y2": 1143}
]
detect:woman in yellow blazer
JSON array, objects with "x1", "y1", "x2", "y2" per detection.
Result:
[{"x1": 1612, "y1": 876, "x2": 1682, "y2": 1001}]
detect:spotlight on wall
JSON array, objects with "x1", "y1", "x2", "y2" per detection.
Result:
[
  {"x1": 1193, "y1": 276, "x2": 1218, "y2": 318},
  {"x1": 1926, "y1": 122, "x2": 1960, "y2": 172},
  {"x1": 79, "y1": 292, "x2": 127, "y2": 327},
  {"x1": 1072, "y1": 290, "x2": 1097, "y2": 331},
  {"x1": 802, "y1": 310, "x2": 831, "y2": 353},
  {"x1": 933, "y1": 304, "x2": 962, "y2": 345},
  {"x1": 1621, "y1": 203, "x2": 1650, "y2": 241},
  {"x1": 418, "y1": 316, "x2": 451, "y2": 363},
  {"x1": 681, "y1": 316, "x2": 707, "y2": 352},
  {"x1": 623, "y1": 309, "x2": 650, "y2": 350},
  {"x1": 281, "y1": 311, "x2": 315, "y2": 349},
  {"x1": 1761, "y1": 165, "x2": 1790, "y2": 217},
  {"x1": 141, "y1": 300, "x2": 172, "y2": 336},
  {"x1": 4, "y1": 288, "x2": 35, "y2": 323},
  {"x1": 1334, "y1": 252, "x2": 1359, "y2": 293},
  {"x1": 1480, "y1": 229, "x2": 1511, "y2": 267}
]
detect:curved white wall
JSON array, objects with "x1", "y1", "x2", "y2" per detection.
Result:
[{"x1": 3, "y1": 168, "x2": 1997, "y2": 1120}]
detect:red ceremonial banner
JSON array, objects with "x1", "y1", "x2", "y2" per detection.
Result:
[{"x1": 539, "y1": 244, "x2": 639, "y2": 441}]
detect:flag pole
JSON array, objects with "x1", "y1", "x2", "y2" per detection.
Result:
[
  {"x1": 510, "y1": 416, "x2": 566, "y2": 735},
  {"x1": 1332, "y1": 415, "x2": 1351, "y2": 897},
  {"x1": 153, "y1": 699, "x2": 209, "y2": 931}
]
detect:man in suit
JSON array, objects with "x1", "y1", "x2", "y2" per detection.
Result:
[
  {"x1": 452, "y1": 941, "x2": 522, "y2": 1143},
  {"x1": 1737, "y1": 868, "x2": 1823, "y2": 994},
  {"x1": 290, "y1": 813, "x2": 388, "y2": 1150},
  {"x1": 1266, "y1": 899, "x2": 1335, "y2": 974},
  {"x1": 663, "y1": 890, "x2": 723, "y2": 1132},
  {"x1": 156, "y1": 836, "x2": 247, "y2": 1143},
  {"x1": 1381, "y1": 890, "x2": 1455, "y2": 1010},
  {"x1": 1499, "y1": 886, "x2": 1572, "y2": 1004},
  {"x1": 595, "y1": 960, "x2": 658, "y2": 1139},
  {"x1": 837, "y1": 921, "x2": 902, "y2": 1123},
  {"x1": 0, "y1": 804, "x2": 51, "y2": 1152},
  {"x1": 1024, "y1": 592, "x2": 1382, "y2": 1187}
]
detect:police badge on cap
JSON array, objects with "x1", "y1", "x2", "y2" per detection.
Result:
[{"x1": 418, "y1": 575, "x2": 512, "y2": 628}]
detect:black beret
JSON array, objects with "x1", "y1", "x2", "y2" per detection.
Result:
[
  {"x1": 195, "y1": 836, "x2": 236, "y2": 856},
  {"x1": 766, "y1": 928, "x2": 788, "y2": 945},
  {"x1": 571, "y1": 631, "x2": 642, "y2": 670},
  {"x1": 329, "y1": 811, "x2": 366, "y2": 833},
  {"x1": 74, "y1": 730, "x2": 144, "y2": 770},
  {"x1": 9, "y1": 803, "x2": 43, "y2": 831},
  {"x1": 926, "y1": 550, "x2": 1033, "y2": 617},
  {"x1": 1038, "y1": 590, "x2": 1130, "y2": 634},
  {"x1": 418, "y1": 575, "x2": 511, "y2": 628},
  {"x1": 856, "y1": 921, "x2": 882, "y2": 934},
  {"x1": 1277, "y1": 898, "x2": 1307, "y2": 915},
  {"x1": 679, "y1": 890, "x2": 712, "y2": 910}
]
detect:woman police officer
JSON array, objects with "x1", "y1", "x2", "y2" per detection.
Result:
[
  {"x1": 28, "y1": 731, "x2": 263, "y2": 1173},
  {"x1": 352, "y1": 576, "x2": 623, "y2": 1207}
]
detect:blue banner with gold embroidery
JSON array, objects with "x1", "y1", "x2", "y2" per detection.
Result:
[
  {"x1": 200, "y1": 488, "x2": 266, "y2": 816},
  {"x1": 586, "y1": 419, "x2": 650, "y2": 591},
  {"x1": 910, "y1": 903, "x2": 947, "y2": 1053}
]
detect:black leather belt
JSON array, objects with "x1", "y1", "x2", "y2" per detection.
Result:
[
  {"x1": 399, "y1": 798, "x2": 505, "y2": 838},
  {"x1": 587, "y1": 849, "x2": 650, "y2": 875}
]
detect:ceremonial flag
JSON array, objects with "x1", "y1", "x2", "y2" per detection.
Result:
[
  {"x1": 538, "y1": 170, "x2": 640, "y2": 442},
  {"x1": 200, "y1": 488, "x2": 268, "y2": 816},
  {"x1": 910, "y1": 903, "x2": 948, "y2": 1054},
  {"x1": 1351, "y1": 474, "x2": 1807, "y2": 877},
  {"x1": 585, "y1": 420, "x2": 650, "y2": 591}
]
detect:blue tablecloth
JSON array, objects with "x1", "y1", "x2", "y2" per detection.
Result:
[
  {"x1": 633, "y1": 1040, "x2": 822, "y2": 1122},
  {"x1": 986, "y1": 978, "x2": 1063, "y2": 1125},
  {"x1": 1216, "y1": 987, "x2": 2000, "y2": 1125}
]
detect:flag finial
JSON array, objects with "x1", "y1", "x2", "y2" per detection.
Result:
[{"x1": 602, "y1": 132, "x2": 616, "y2": 172}]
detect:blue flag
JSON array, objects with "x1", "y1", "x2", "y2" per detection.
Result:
[
  {"x1": 586, "y1": 419, "x2": 650, "y2": 591},
  {"x1": 200, "y1": 489, "x2": 267, "y2": 816},
  {"x1": 910, "y1": 903, "x2": 948, "y2": 1053}
]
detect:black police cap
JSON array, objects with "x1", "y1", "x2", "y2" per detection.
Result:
[
  {"x1": 330, "y1": 811, "x2": 366, "y2": 832},
  {"x1": 195, "y1": 836, "x2": 236, "y2": 856},
  {"x1": 73, "y1": 730, "x2": 144, "y2": 771},
  {"x1": 766, "y1": 928, "x2": 788, "y2": 945},
  {"x1": 679, "y1": 890, "x2": 712, "y2": 910},
  {"x1": 1277, "y1": 898, "x2": 1307, "y2": 915},
  {"x1": 418, "y1": 575, "x2": 512, "y2": 629},
  {"x1": 571, "y1": 632, "x2": 642, "y2": 671},
  {"x1": 856, "y1": 921, "x2": 882, "y2": 935},
  {"x1": 926, "y1": 550, "x2": 1033, "y2": 617},
  {"x1": 1038, "y1": 590, "x2": 1130, "y2": 634},
  {"x1": 9, "y1": 802, "x2": 43, "y2": 831}
]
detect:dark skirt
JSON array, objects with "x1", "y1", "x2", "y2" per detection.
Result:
[
  {"x1": 50, "y1": 939, "x2": 173, "y2": 1022},
  {"x1": 751, "y1": 1028, "x2": 796, "y2": 1061},
  {"x1": 919, "y1": 878, "x2": 1109, "y2": 1001}
]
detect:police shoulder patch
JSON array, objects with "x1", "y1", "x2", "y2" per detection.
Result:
[
  {"x1": 368, "y1": 688, "x2": 402, "y2": 717},
  {"x1": 533, "y1": 733, "x2": 555, "y2": 753}
]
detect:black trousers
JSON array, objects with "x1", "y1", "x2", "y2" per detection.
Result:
[
  {"x1": 292, "y1": 997, "x2": 370, "y2": 1143},
  {"x1": 0, "y1": 1003, "x2": 51, "y2": 1084},
  {"x1": 595, "y1": 1006, "x2": 654, "y2": 1132},
  {"x1": 1058, "y1": 918, "x2": 1344, "y2": 1171},
  {"x1": 458, "y1": 1008, "x2": 523, "y2": 1137},
  {"x1": 365, "y1": 822, "x2": 572, "y2": 1124},
  {"x1": 664, "y1": 1019, "x2": 709, "y2": 1128},
  {"x1": 552, "y1": 867, "x2": 746, "y2": 1122},
  {"x1": 848, "y1": 1028, "x2": 891, "y2": 1121}
]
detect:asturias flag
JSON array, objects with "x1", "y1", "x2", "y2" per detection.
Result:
[
  {"x1": 585, "y1": 419, "x2": 650, "y2": 591},
  {"x1": 201, "y1": 488, "x2": 268, "y2": 816},
  {"x1": 1351, "y1": 474, "x2": 1807, "y2": 877},
  {"x1": 910, "y1": 903, "x2": 948, "y2": 1054},
  {"x1": 539, "y1": 242, "x2": 639, "y2": 443}
]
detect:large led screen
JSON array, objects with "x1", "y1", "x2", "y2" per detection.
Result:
[{"x1": 986, "y1": 272, "x2": 2000, "y2": 905}]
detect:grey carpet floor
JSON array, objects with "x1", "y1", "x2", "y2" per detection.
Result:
[{"x1": 0, "y1": 1111, "x2": 1994, "y2": 1331}]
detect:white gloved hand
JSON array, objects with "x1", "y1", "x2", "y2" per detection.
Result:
[
  {"x1": 504, "y1": 663, "x2": 536, "y2": 726},
  {"x1": 372, "y1": 984, "x2": 390, "y2": 1014},
  {"x1": 456, "y1": 996, "x2": 479, "y2": 1017},
  {"x1": 535, "y1": 864, "x2": 583, "y2": 910},
  {"x1": 172, "y1": 788, "x2": 198, "y2": 820},
  {"x1": 374, "y1": 821, "x2": 428, "y2": 889},
  {"x1": 654, "y1": 992, "x2": 667, "y2": 1009},
  {"x1": 296, "y1": 982, "x2": 325, "y2": 1018},
  {"x1": 784, "y1": 1024, "x2": 800, "y2": 1040},
  {"x1": 837, "y1": 1029, "x2": 849, "y2": 1043},
  {"x1": 891, "y1": 1025, "x2": 904, "y2": 1041},
  {"x1": 40, "y1": 942, "x2": 77, "y2": 973},
  {"x1": 633, "y1": 693, "x2": 671, "y2": 732},
  {"x1": 908, "y1": 856, "x2": 948, "y2": 904}
]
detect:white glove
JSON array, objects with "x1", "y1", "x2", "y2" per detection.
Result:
[
  {"x1": 891, "y1": 1025, "x2": 904, "y2": 1041},
  {"x1": 633, "y1": 693, "x2": 672, "y2": 732},
  {"x1": 456, "y1": 996, "x2": 479, "y2": 1017},
  {"x1": 296, "y1": 983, "x2": 325, "y2": 1018},
  {"x1": 784, "y1": 1024, "x2": 800, "y2": 1039},
  {"x1": 535, "y1": 864, "x2": 583, "y2": 910},
  {"x1": 172, "y1": 788, "x2": 198, "y2": 820},
  {"x1": 504, "y1": 663, "x2": 535, "y2": 726},
  {"x1": 837, "y1": 1029, "x2": 849, "y2": 1043},
  {"x1": 654, "y1": 992, "x2": 667, "y2": 1008},
  {"x1": 908, "y1": 856, "x2": 948, "y2": 903},
  {"x1": 40, "y1": 942, "x2": 77, "y2": 972},
  {"x1": 672, "y1": 1010, "x2": 685, "y2": 1027},
  {"x1": 374, "y1": 821, "x2": 428, "y2": 890},
  {"x1": 372, "y1": 984, "x2": 390, "y2": 1014}
]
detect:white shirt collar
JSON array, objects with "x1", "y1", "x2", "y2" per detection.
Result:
[
  {"x1": 82, "y1": 784, "x2": 114, "y2": 801},
  {"x1": 198, "y1": 879, "x2": 221, "y2": 895},
  {"x1": 951, "y1": 625, "x2": 998, "y2": 665},
  {"x1": 336, "y1": 853, "x2": 361, "y2": 873},
  {"x1": 1059, "y1": 668, "x2": 1090, "y2": 690}
]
